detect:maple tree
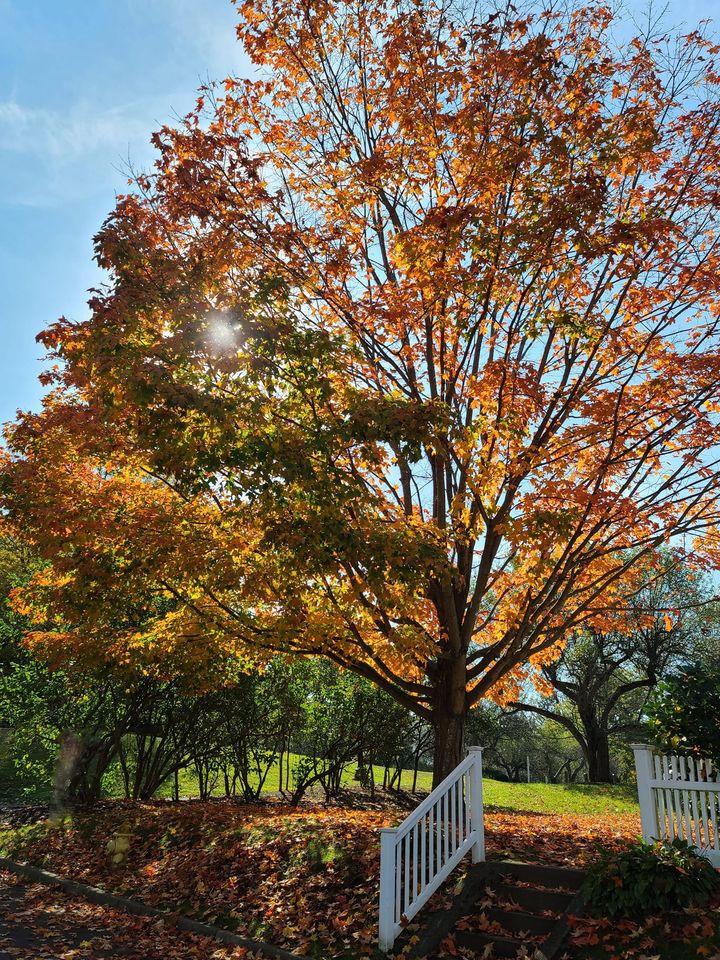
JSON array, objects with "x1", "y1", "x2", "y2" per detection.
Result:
[{"x1": 5, "y1": 0, "x2": 720, "y2": 784}]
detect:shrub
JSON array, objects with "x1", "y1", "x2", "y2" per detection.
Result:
[
  {"x1": 581, "y1": 838, "x2": 720, "y2": 917},
  {"x1": 647, "y1": 664, "x2": 720, "y2": 765}
]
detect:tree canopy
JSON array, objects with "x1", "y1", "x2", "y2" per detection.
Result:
[{"x1": 4, "y1": 0, "x2": 720, "y2": 780}]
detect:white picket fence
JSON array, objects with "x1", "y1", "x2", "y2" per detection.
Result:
[
  {"x1": 378, "y1": 746, "x2": 485, "y2": 951},
  {"x1": 632, "y1": 743, "x2": 720, "y2": 866}
]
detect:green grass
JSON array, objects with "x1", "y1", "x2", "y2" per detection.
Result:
[
  {"x1": 153, "y1": 753, "x2": 432, "y2": 799},
  {"x1": 0, "y1": 734, "x2": 52, "y2": 803},
  {"x1": 481, "y1": 779, "x2": 638, "y2": 816},
  {"x1": 155, "y1": 755, "x2": 639, "y2": 817},
  {"x1": 0, "y1": 735, "x2": 639, "y2": 818}
]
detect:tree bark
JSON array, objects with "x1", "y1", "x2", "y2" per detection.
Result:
[
  {"x1": 430, "y1": 649, "x2": 468, "y2": 786},
  {"x1": 586, "y1": 730, "x2": 612, "y2": 783},
  {"x1": 432, "y1": 708, "x2": 466, "y2": 786}
]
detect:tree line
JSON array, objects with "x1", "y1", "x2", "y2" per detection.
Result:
[{"x1": 1, "y1": 538, "x2": 716, "y2": 804}]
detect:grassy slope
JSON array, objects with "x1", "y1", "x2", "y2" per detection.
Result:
[
  {"x1": 1, "y1": 736, "x2": 639, "y2": 817},
  {"x1": 164, "y1": 756, "x2": 638, "y2": 817}
]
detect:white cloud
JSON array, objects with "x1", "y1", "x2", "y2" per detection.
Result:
[
  {"x1": 0, "y1": 98, "x2": 161, "y2": 162},
  {"x1": 0, "y1": 1, "x2": 251, "y2": 207}
]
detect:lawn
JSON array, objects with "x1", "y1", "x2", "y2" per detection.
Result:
[
  {"x1": 0, "y1": 733, "x2": 639, "y2": 817},
  {"x1": 163, "y1": 758, "x2": 639, "y2": 817}
]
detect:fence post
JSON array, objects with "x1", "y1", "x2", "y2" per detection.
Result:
[
  {"x1": 632, "y1": 743, "x2": 659, "y2": 843},
  {"x1": 378, "y1": 827, "x2": 397, "y2": 951},
  {"x1": 467, "y1": 745, "x2": 485, "y2": 863}
]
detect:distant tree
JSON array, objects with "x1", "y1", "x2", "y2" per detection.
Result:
[
  {"x1": 0, "y1": 538, "x2": 39, "y2": 712},
  {"x1": 466, "y1": 702, "x2": 539, "y2": 782},
  {"x1": 510, "y1": 559, "x2": 712, "y2": 781},
  {"x1": 289, "y1": 660, "x2": 407, "y2": 803},
  {"x1": 214, "y1": 663, "x2": 305, "y2": 802},
  {"x1": 116, "y1": 682, "x2": 219, "y2": 800},
  {"x1": 532, "y1": 720, "x2": 586, "y2": 784}
]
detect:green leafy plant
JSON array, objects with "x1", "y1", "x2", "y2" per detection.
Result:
[
  {"x1": 647, "y1": 664, "x2": 720, "y2": 765},
  {"x1": 582, "y1": 838, "x2": 720, "y2": 917}
]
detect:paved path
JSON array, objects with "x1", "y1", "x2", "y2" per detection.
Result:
[
  {"x1": 0, "y1": 874, "x2": 132, "y2": 958},
  {"x1": 0, "y1": 871, "x2": 245, "y2": 959}
]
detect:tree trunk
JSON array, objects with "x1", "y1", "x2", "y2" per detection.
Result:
[
  {"x1": 432, "y1": 709, "x2": 465, "y2": 787},
  {"x1": 585, "y1": 730, "x2": 612, "y2": 783},
  {"x1": 430, "y1": 653, "x2": 468, "y2": 787}
]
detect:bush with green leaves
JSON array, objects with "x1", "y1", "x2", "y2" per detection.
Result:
[
  {"x1": 582, "y1": 838, "x2": 720, "y2": 917},
  {"x1": 647, "y1": 664, "x2": 720, "y2": 765}
]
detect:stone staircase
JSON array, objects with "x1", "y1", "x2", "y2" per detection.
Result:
[{"x1": 410, "y1": 861, "x2": 586, "y2": 960}]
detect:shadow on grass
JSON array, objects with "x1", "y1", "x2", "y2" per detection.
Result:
[
  {"x1": 560, "y1": 782, "x2": 636, "y2": 797},
  {"x1": 484, "y1": 804, "x2": 557, "y2": 817}
]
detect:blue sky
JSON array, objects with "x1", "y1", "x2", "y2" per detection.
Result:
[
  {"x1": 0, "y1": 0, "x2": 249, "y2": 427},
  {"x1": 0, "y1": 0, "x2": 715, "y2": 428}
]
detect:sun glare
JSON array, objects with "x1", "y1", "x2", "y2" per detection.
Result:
[{"x1": 205, "y1": 312, "x2": 239, "y2": 352}]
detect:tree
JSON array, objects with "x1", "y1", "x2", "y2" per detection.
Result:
[
  {"x1": 509, "y1": 558, "x2": 713, "y2": 781},
  {"x1": 5, "y1": 1, "x2": 720, "y2": 784},
  {"x1": 0, "y1": 538, "x2": 40, "y2": 694},
  {"x1": 648, "y1": 663, "x2": 720, "y2": 765},
  {"x1": 533, "y1": 720, "x2": 586, "y2": 785},
  {"x1": 214, "y1": 662, "x2": 306, "y2": 802},
  {"x1": 288, "y1": 659, "x2": 406, "y2": 803}
]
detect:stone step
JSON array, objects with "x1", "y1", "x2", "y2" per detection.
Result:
[
  {"x1": 493, "y1": 882, "x2": 575, "y2": 915},
  {"x1": 493, "y1": 861, "x2": 586, "y2": 891},
  {"x1": 405, "y1": 861, "x2": 583, "y2": 960},
  {"x1": 455, "y1": 929, "x2": 530, "y2": 958},
  {"x1": 484, "y1": 907, "x2": 556, "y2": 937}
]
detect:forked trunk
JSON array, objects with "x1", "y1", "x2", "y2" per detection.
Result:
[
  {"x1": 586, "y1": 733, "x2": 612, "y2": 783},
  {"x1": 579, "y1": 709, "x2": 613, "y2": 783}
]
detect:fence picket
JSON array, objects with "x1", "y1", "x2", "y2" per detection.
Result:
[
  {"x1": 654, "y1": 754, "x2": 667, "y2": 837},
  {"x1": 403, "y1": 831, "x2": 410, "y2": 914},
  {"x1": 443, "y1": 792, "x2": 450, "y2": 864},
  {"x1": 633, "y1": 745, "x2": 720, "y2": 870},
  {"x1": 428, "y1": 804, "x2": 434, "y2": 887},
  {"x1": 670, "y1": 756, "x2": 683, "y2": 840},
  {"x1": 456, "y1": 778, "x2": 462, "y2": 844},
  {"x1": 679, "y1": 756, "x2": 693, "y2": 842},
  {"x1": 435, "y1": 799, "x2": 442, "y2": 873},
  {"x1": 395, "y1": 841, "x2": 401, "y2": 919},
  {"x1": 662, "y1": 754, "x2": 676, "y2": 839},
  {"x1": 710, "y1": 759, "x2": 720, "y2": 854},
  {"x1": 698, "y1": 770, "x2": 710, "y2": 850},
  {"x1": 687, "y1": 757, "x2": 703, "y2": 848},
  {"x1": 378, "y1": 749, "x2": 485, "y2": 951}
]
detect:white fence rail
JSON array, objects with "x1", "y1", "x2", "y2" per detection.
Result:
[
  {"x1": 632, "y1": 743, "x2": 720, "y2": 867},
  {"x1": 378, "y1": 746, "x2": 484, "y2": 951}
]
